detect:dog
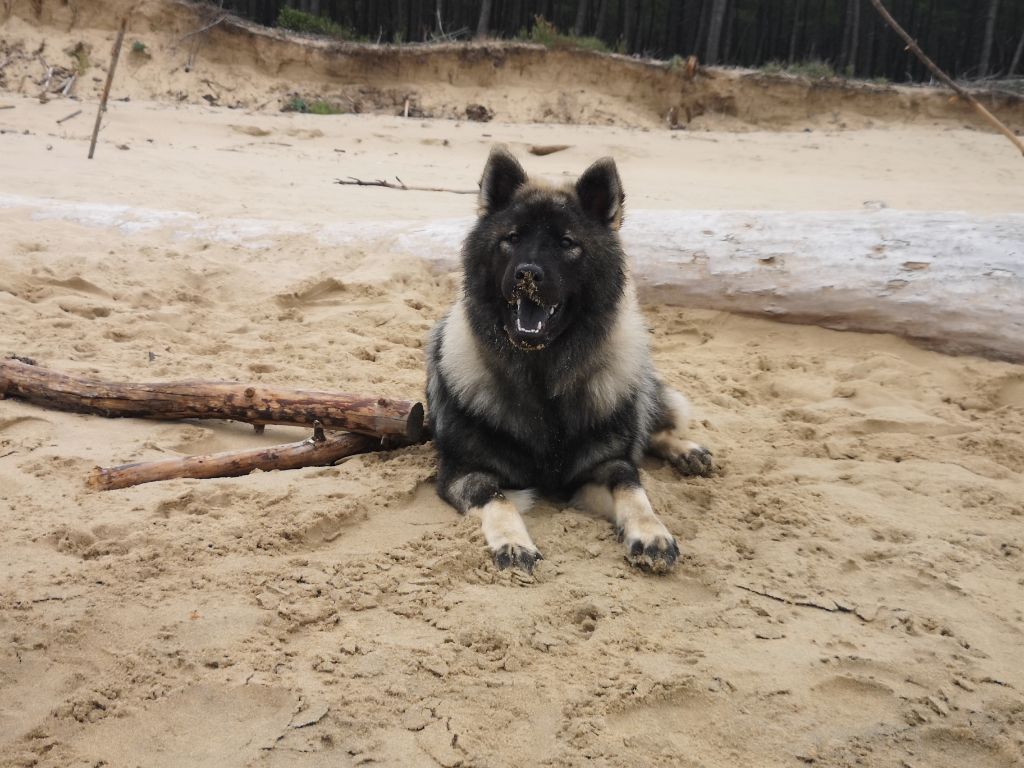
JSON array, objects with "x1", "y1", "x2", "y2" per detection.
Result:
[{"x1": 425, "y1": 146, "x2": 712, "y2": 573}]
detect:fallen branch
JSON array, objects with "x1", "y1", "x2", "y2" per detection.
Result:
[
  {"x1": 736, "y1": 584, "x2": 853, "y2": 614},
  {"x1": 869, "y1": 0, "x2": 1024, "y2": 157},
  {"x1": 335, "y1": 176, "x2": 476, "y2": 195},
  {"x1": 88, "y1": 17, "x2": 128, "y2": 160},
  {"x1": 88, "y1": 422, "x2": 380, "y2": 491},
  {"x1": 0, "y1": 358, "x2": 425, "y2": 440},
  {"x1": 57, "y1": 109, "x2": 82, "y2": 124},
  {"x1": 528, "y1": 144, "x2": 571, "y2": 156}
]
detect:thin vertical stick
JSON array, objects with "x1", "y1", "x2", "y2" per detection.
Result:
[
  {"x1": 88, "y1": 17, "x2": 128, "y2": 160},
  {"x1": 868, "y1": 0, "x2": 1024, "y2": 157}
]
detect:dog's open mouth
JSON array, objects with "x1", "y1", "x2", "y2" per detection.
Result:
[{"x1": 513, "y1": 295, "x2": 559, "y2": 336}]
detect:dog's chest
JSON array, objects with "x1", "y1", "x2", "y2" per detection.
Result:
[{"x1": 502, "y1": 389, "x2": 628, "y2": 489}]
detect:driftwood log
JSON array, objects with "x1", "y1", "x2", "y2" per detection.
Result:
[
  {"x1": 87, "y1": 424, "x2": 381, "y2": 491},
  {"x1": 0, "y1": 358, "x2": 425, "y2": 440},
  {"x1": 363, "y1": 209, "x2": 1024, "y2": 363}
]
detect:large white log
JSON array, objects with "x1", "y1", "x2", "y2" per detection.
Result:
[
  {"x1": 397, "y1": 209, "x2": 1024, "y2": 362},
  {"x1": 2, "y1": 194, "x2": 1020, "y2": 361}
]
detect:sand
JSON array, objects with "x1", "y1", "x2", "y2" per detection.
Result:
[{"x1": 3, "y1": 4, "x2": 1024, "y2": 767}]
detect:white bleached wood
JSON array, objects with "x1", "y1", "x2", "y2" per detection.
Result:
[
  {"x1": 2, "y1": 194, "x2": 1019, "y2": 361},
  {"x1": 402, "y1": 209, "x2": 1024, "y2": 362}
]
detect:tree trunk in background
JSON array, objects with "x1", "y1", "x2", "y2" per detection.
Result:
[
  {"x1": 788, "y1": 0, "x2": 804, "y2": 63},
  {"x1": 847, "y1": 0, "x2": 860, "y2": 75},
  {"x1": 705, "y1": 0, "x2": 727, "y2": 63},
  {"x1": 476, "y1": 0, "x2": 492, "y2": 38},
  {"x1": 979, "y1": 0, "x2": 999, "y2": 76},
  {"x1": 573, "y1": 0, "x2": 590, "y2": 36},
  {"x1": 693, "y1": 0, "x2": 710, "y2": 60},
  {"x1": 623, "y1": 0, "x2": 636, "y2": 52},
  {"x1": 839, "y1": 0, "x2": 853, "y2": 72},
  {"x1": 640, "y1": 0, "x2": 655, "y2": 52},
  {"x1": 722, "y1": 0, "x2": 735, "y2": 63},
  {"x1": 1011, "y1": 27, "x2": 1024, "y2": 75},
  {"x1": 594, "y1": 0, "x2": 609, "y2": 41},
  {"x1": 666, "y1": 0, "x2": 682, "y2": 54}
]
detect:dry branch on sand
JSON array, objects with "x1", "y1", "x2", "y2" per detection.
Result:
[
  {"x1": 0, "y1": 358, "x2": 425, "y2": 440},
  {"x1": 88, "y1": 17, "x2": 127, "y2": 160},
  {"x1": 335, "y1": 176, "x2": 476, "y2": 194},
  {"x1": 87, "y1": 423, "x2": 382, "y2": 491}
]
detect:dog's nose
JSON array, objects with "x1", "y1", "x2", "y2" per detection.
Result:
[{"x1": 515, "y1": 264, "x2": 544, "y2": 284}]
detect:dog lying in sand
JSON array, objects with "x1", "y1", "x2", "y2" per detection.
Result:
[{"x1": 426, "y1": 146, "x2": 713, "y2": 573}]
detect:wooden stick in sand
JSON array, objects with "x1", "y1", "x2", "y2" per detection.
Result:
[
  {"x1": 335, "y1": 176, "x2": 477, "y2": 194},
  {"x1": 0, "y1": 358, "x2": 425, "y2": 441},
  {"x1": 88, "y1": 17, "x2": 128, "y2": 160},
  {"x1": 869, "y1": 0, "x2": 1024, "y2": 157},
  {"x1": 87, "y1": 422, "x2": 382, "y2": 491}
]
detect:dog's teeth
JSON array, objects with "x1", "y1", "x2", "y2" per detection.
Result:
[{"x1": 548, "y1": 306, "x2": 556, "y2": 316}]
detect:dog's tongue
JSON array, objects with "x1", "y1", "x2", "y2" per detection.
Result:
[{"x1": 516, "y1": 297, "x2": 548, "y2": 334}]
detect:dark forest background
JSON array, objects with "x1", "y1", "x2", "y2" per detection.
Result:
[{"x1": 217, "y1": 0, "x2": 1024, "y2": 83}]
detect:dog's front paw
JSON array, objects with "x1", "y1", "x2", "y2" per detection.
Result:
[
  {"x1": 492, "y1": 543, "x2": 543, "y2": 574},
  {"x1": 618, "y1": 520, "x2": 680, "y2": 574},
  {"x1": 668, "y1": 441, "x2": 714, "y2": 477}
]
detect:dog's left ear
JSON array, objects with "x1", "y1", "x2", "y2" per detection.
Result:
[
  {"x1": 478, "y1": 145, "x2": 527, "y2": 217},
  {"x1": 575, "y1": 157, "x2": 625, "y2": 230}
]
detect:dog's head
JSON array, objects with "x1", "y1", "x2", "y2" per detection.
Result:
[{"x1": 462, "y1": 145, "x2": 627, "y2": 352}]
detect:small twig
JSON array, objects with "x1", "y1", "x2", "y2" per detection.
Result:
[
  {"x1": 179, "y1": 15, "x2": 227, "y2": 41},
  {"x1": 57, "y1": 108, "x2": 82, "y2": 124},
  {"x1": 334, "y1": 176, "x2": 476, "y2": 195},
  {"x1": 61, "y1": 73, "x2": 76, "y2": 97},
  {"x1": 88, "y1": 17, "x2": 128, "y2": 160},
  {"x1": 181, "y1": 15, "x2": 226, "y2": 71},
  {"x1": 869, "y1": 0, "x2": 1024, "y2": 157},
  {"x1": 736, "y1": 584, "x2": 852, "y2": 614},
  {"x1": 403, "y1": 97, "x2": 409, "y2": 118},
  {"x1": 0, "y1": 104, "x2": 14, "y2": 111}
]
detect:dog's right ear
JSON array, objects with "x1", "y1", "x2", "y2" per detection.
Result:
[{"x1": 478, "y1": 145, "x2": 527, "y2": 217}]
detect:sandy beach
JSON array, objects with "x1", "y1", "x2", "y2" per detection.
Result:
[{"x1": 3, "y1": 2, "x2": 1024, "y2": 766}]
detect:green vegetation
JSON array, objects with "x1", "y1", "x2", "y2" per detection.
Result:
[
  {"x1": 67, "y1": 42, "x2": 91, "y2": 75},
  {"x1": 518, "y1": 16, "x2": 608, "y2": 53},
  {"x1": 130, "y1": 40, "x2": 151, "y2": 57},
  {"x1": 284, "y1": 95, "x2": 343, "y2": 114},
  {"x1": 276, "y1": 7, "x2": 352, "y2": 39},
  {"x1": 761, "y1": 59, "x2": 836, "y2": 79}
]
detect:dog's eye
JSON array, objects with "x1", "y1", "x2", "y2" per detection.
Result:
[
  {"x1": 505, "y1": 232, "x2": 520, "y2": 245},
  {"x1": 560, "y1": 236, "x2": 574, "y2": 249}
]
